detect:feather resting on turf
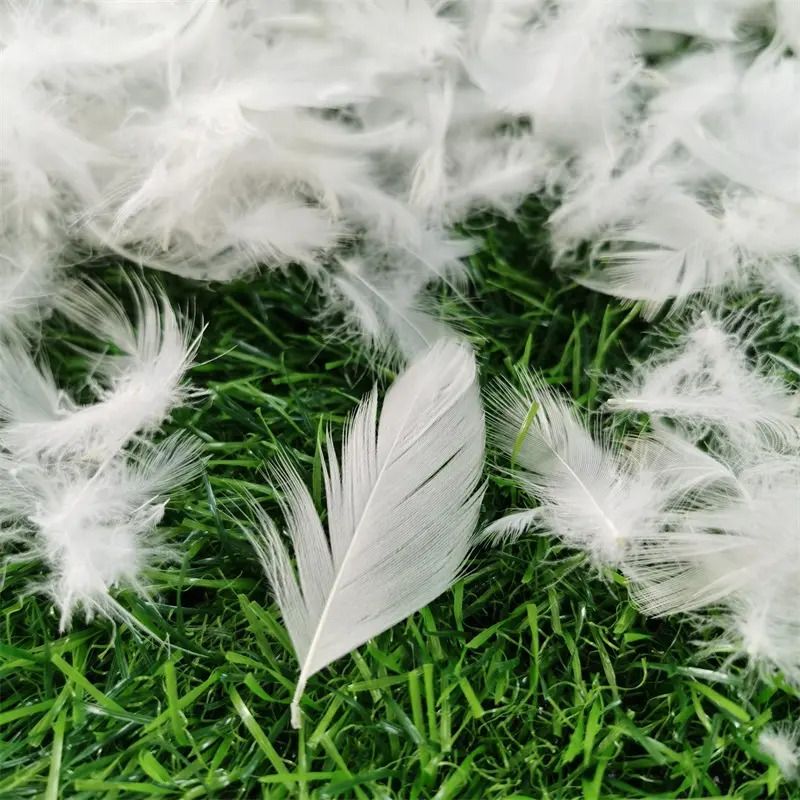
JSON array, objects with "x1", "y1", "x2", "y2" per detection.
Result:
[
  {"x1": 488, "y1": 311, "x2": 800, "y2": 683},
  {"x1": 250, "y1": 339, "x2": 485, "y2": 727},
  {"x1": 0, "y1": 277, "x2": 201, "y2": 461},
  {"x1": 606, "y1": 314, "x2": 800, "y2": 445},
  {"x1": 0, "y1": 278, "x2": 203, "y2": 627},
  {"x1": 486, "y1": 371, "x2": 672, "y2": 567},
  {"x1": 760, "y1": 723, "x2": 800, "y2": 782},
  {"x1": 0, "y1": 433, "x2": 203, "y2": 629}
]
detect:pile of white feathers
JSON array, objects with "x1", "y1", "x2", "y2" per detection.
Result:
[{"x1": 1, "y1": 0, "x2": 799, "y2": 750}]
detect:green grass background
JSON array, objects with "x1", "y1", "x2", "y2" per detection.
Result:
[{"x1": 1, "y1": 207, "x2": 798, "y2": 799}]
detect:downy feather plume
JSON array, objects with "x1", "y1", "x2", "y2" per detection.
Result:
[
  {"x1": 0, "y1": 277, "x2": 201, "y2": 460},
  {"x1": 249, "y1": 339, "x2": 484, "y2": 727},
  {"x1": 0, "y1": 237, "x2": 58, "y2": 333},
  {"x1": 622, "y1": 446, "x2": 800, "y2": 682},
  {"x1": 0, "y1": 433, "x2": 203, "y2": 629},
  {"x1": 0, "y1": 278, "x2": 203, "y2": 627},
  {"x1": 485, "y1": 372, "x2": 732, "y2": 567},
  {"x1": 579, "y1": 192, "x2": 746, "y2": 317},
  {"x1": 606, "y1": 314, "x2": 799, "y2": 445},
  {"x1": 760, "y1": 723, "x2": 800, "y2": 781},
  {"x1": 485, "y1": 371, "x2": 642, "y2": 564},
  {"x1": 328, "y1": 242, "x2": 472, "y2": 362},
  {"x1": 622, "y1": 0, "x2": 766, "y2": 41},
  {"x1": 550, "y1": 20, "x2": 800, "y2": 315}
]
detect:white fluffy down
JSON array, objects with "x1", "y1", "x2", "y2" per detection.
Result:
[
  {"x1": 489, "y1": 314, "x2": 800, "y2": 684},
  {"x1": 760, "y1": 724, "x2": 800, "y2": 781},
  {"x1": 4, "y1": 0, "x2": 796, "y2": 351},
  {"x1": 0, "y1": 280, "x2": 202, "y2": 628}
]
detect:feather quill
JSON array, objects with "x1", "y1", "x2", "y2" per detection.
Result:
[{"x1": 250, "y1": 339, "x2": 484, "y2": 727}]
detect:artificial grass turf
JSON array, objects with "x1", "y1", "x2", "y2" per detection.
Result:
[{"x1": 1, "y1": 208, "x2": 798, "y2": 799}]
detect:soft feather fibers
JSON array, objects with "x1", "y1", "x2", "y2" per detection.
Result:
[
  {"x1": 0, "y1": 279, "x2": 202, "y2": 628},
  {"x1": 760, "y1": 723, "x2": 800, "y2": 782},
  {"x1": 249, "y1": 339, "x2": 484, "y2": 727},
  {"x1": 1, "y1": 0, "x2": 799, "y2": 348},
  {"x1": 0, "y1": 0, "x2": 800, "y2": 356},
  {"x1": 488, "y1": 314, "x2": 800, "y2": 684}
]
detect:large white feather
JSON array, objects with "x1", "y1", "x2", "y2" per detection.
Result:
[{"x1": 250, "y1": 339, "x2": 484, "y2": 727}]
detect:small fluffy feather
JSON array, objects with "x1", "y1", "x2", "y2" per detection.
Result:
[
  {"x1": 486, "y1": 372, "x2": 650, "y2": 566},
  {"x1": 759, "y1": 723, "x2": 800, "y2": 781},
  {"x1": 1, "y1": 434, "x2": 202, "y2": 628},
  {"x1": 0, "y1": 278, "x2": 203, "y2": 627},
  {"x1": 606, "y1": 315, "x2": 799, "y2": 444},
  {"x1": 486, "y1": 373, "x2": 732, "y2": 567},
  {"x1": 489, "y1": 312, "x2": 800, "y2": 682},
  {"x1": 0, "y1": 278, "x2": 200, "y2": 460},
  {"x1": 249, "y1": 339, "x2": 484, "y2": 727}
]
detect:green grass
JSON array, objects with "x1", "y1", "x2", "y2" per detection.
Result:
[{"x1": 1, "y1": 207, "x2": 798, "y2": 799}]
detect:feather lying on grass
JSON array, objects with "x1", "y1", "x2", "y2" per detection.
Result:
[
  {"x1": 1, "y1": 434, "x2": 203, "y2": 629},
  {"x1": 485, "y1": 372, "x2": 735, "y2": 567},
  {"x1": 0, "y1": 279, "x2": 203, "y2": 628},
  {"x1": 328, "y1": 251, "x2": 468, "y2": 362},
  {"x1": 606, "y1": 314, "x2": 800, "y2": 444},
  {"x1": 485, "y1": 371, "x2": 651, "y2": 566},
  {"x1": 248, "y1": 339, "x2": 485, "y2": 727},
  {"x1": 0, "y1": 278, "x2": 201, "y2": 460},
  {"x1": 579, "y1": 193, "x2": 745, "y2": 317},
  {"x1": 488, "y1": 312, "x2": 800, "y2": 683},
  {"x1": 759, "y1": 723, "x2": 800, "y2": 782}
]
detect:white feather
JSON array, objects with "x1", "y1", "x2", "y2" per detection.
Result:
[
  {"x1": 776, "y1": 0, "x2": 800, "y2": 50},
  {"x1": 0, "y1": 433, "x2": 202, "y2": 629},
  {"x1": 328, "y1": 232, "x2": 472, "y2": 361},
  {"x1": 0, "y1": 237, "x2": 57, "y2": 332},
  {"x1": 487, "y1": 358, "x2": 800, "y2": 681},
  {"x1": 467, "y1": 0, "x2": 640, "y2": 152},
  {"x1": 249, "y1": 339, "x2": 484, "y2": 727},
  {"x1": 486, "y1": 372, "x2": 661, "y2": 567},
  {"x1": 623, "y1": 450, "x2": 800, "y2": 681},
  {"x1": 0, "y1": 278, "x2": 200, "y2": 461},
  {"x1": 445, "y1": 133, "x2": 549, "y2": 220},
  {"x1": 607, "y1": 315, "x2": 799, "y2": 444},
  {"x1": 578, "y1": 192, "x2": 744, "y2": 315},
  {"x1": 760, "y1": 723, "x2": 800, "y2": 781}
]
